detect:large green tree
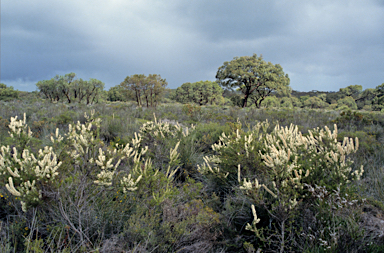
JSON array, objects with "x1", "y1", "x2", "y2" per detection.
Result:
[
  {"x1": 174, "y1": 81, "x2": 223, "y2": 105},
  {"x1": 216, "y1": 54, "x2": 290, "y2": 108},
  {"x1": 55, "y1": 72, "x2": 76, "y2": 103},
  {"x1": 120, "y1": 74, "x2": 167, "y2": 107},
  {"x1": 36, "y1": 79, "x2": 62, "y2": 102},
  {"x1": 145, "y1": 74, "x2": 168, "y2": 107}
]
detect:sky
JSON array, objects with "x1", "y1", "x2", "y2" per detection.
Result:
[{"x1": 1, "y1": 0, "x2": 384, "y2": 92}]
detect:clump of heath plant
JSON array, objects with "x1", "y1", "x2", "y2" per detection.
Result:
[
  {"x1": 199, "y1": 120, "x2": 365, "y2": 252},
  {"x1": 0, "y1": 111, "x2": 148, "y2": 213},
  {"x1": 0, "y1": 111, "x2": 221, "y2": 251},
  {"x1": 0, "y1": 113, "x2": 62, "y2": 211}
]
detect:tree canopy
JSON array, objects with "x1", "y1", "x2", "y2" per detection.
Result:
[
  {"x1": 216, "y1": 54, "x2": 290, "y2": 108},
  {"x1": 337, "y1": 96, "x2": 358, "y2": 110},
  {"x1": 0, "y1": 83, "x2": 19, "y2": 101},
  {"x1": 339, "y1": 85, "x2": 362, "y2": 99},
  {"x1": 173, "y1": 81, "x2": 223, "y2": 105},
  {"x1": 372, "y1": 83, "x2": 384, "y2": 111},
  {"x1": 119, "y1": 74, "x2": 167, "y2": 107},
  {"x1": 36, "y1": 73, "x2": 104, "y2": 104}
]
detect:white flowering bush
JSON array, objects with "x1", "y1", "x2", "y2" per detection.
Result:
[
  {"x1": 0, "y1": 114, "x2": 62, "y2": 211},
  {"x1": 199, "y1": 120, "x2": 365, "y2": 252},
  {"x1": 135, "y1": 114, "x2": 197, "y2": 177},
  {"x1": 0, "y1": 111, "x2": 173, "y2": 212},
  {"x1": 198, "y1": 120, "x2": 269, "y2": 187},
  {"x1": 65, "y1": 110, "x2": 146, "y2": 188},
  {"x1": 259, "y1": 123, "x2": 363, "y2": 193}
]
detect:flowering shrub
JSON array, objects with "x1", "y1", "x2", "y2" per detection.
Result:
[
  {"x1": 199, "y1": 119, "x2": 365, "y2": 252},
  {"x1": 0, "y1": 111, "x2": 182, "y2": 212},
  {"x1": 1, "y1": 106, "x2": 381, "y2": 252},
  {"x1": 198, "y1": 120, "x2": 269, "y2": 185},
  {"x1": 0, "y1": 114, "x2": 61, "y2": 211},
  {"x1": 65, "y1": 110, "x2": 146, "y2": 188}
]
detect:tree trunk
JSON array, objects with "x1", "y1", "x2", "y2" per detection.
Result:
[{"x1": 242, "y1": 93, "x2": 249, "y2": 108}]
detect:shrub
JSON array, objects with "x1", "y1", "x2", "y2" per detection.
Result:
[{"x1": 199, "y1": 119, "x2": 365, "y2": 252}]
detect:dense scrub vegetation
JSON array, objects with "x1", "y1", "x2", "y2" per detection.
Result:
[
  {"x1": 0, "y1": 83, "x2": 19, "y2": 101},
  {"x1": 1, "y1": 54, "x2": 383, "y2": 251},
  {"x1": 0, "y1": 94, "x2": 384, "y2": 252}
]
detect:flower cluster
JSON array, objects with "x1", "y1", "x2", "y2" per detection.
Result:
[
  {"x1": 0, "y1": 116, "x2": 62, "y2": 212},
  {"x1": 199, "y1": 120, "x2": 364, "y2": 244},
  {"x1": 139, "y1": 113, "x2": 195, "y2": 140},
  {"x1": 65, "y1": 111, "x2": 149, "y2": 187},
  {"x1": 211, "y1": 120, "x2": 269, "y2": 157},
  {"x1": 1, "y1": 111, "x2": 187, "y2": 212},
  {"x1": 8, "y1": 113, "x2": 32, "y2": 139},
  {"x1": 197, "y1": 155, "x2": 228, "y2": 178},
  {"x1": 260, "y1": 123, "x2": 363, "y2": 190}
]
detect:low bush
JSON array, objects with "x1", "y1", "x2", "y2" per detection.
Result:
[{"x1": 0, "y1": 102, "x2": 383, "y2": 252}]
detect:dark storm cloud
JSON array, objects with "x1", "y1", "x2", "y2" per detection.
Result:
[{"x1": 1, "y1": 0, "x2": 384, "y2": 92}]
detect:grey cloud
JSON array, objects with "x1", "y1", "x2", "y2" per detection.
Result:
[{"x1": 1, "y1": 0, "x2": 383, "y2": 92}]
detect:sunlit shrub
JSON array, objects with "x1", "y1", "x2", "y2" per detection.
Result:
[{"x1": 199, "y1": 119, "x2": 365, "y2": 252}]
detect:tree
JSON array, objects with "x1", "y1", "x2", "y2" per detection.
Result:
[
  {"x1": 280, "y1": 97, "x2": 293, "y2": 108},
  {"x1": 146, "y1": 74, "x2": 168, "y2": 107},
  {"x1": 72, "y1": 78, "x2": 89, "y2": 103},
  {"x1": 0, "y1": 83, "x2": 19, "y2": 101},
  {"x1": 120, "y1": 74, "x2": 167, "y2": 107},
  {"x1": 339, "y1": 85, "x2": 362, "y2": 99},
  {"x1": 107, "y1": 85, "x2": 129, "y2": 102},
  {"x1": 261, "y1": 96, "x2": 280, "y2": 108},
  {"x1": 303, "y1": 96, "x2": 328, "y2": 109},
  {"x1": 337, "y1": 96, "x2": 357, "y2": 110},
  {"x1": 326, "y1": 91, "x2": 344, "y2": 104},
  {"x1": 55, "y1": 72, "x2": 76, "y2": 103},
  {"x1": 36, "y1": 73, "x2": 104, "y2": 104},
  {"x1": 372, "y1": 83, "x2": 384, "y2": 111},
  {"x1": 36, "y1": 79, "x2": 62, "y2": 102},
  {"x1": 356, "y1": 88, "x2": 376, "y2": 109},
  {"x1": 299, "y1": 95, "x2": 310, "y2": 105},
  {"x1": 120, "y1": 74, "x2": 146, "y2": 106},
  {"x1": 216, "y1": 54, "x2": 290, "y2": 108},
  {"x1": 290, "y1": 97, "x2": 302, "y2": 108},
  {"x1": 86, "y1": 78, "x2": 105, "y2": 104},
  {"x1": 174, "y1": 81, "x2": 223, "y2": 105}
]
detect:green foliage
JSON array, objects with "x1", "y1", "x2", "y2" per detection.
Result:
[
  {"x1": 0, "y1": 99, "x2": 383, "y2": 252},
  {"x1": 174, "y1": 80, "x2": 224, "y2": 105},
  {"x1": 36, "y1": 73, "x2": 104, "y2": 104},
  {"x1": 199, "y1": 118, "x2": 369, "y2": 252},
  {"x1": 261, "y1": 96, "x2": 280, "y2": 108},
  {"x1": 181, "y1": 103, "x2": 202, "y2": 121},
  {"x1": 303, "y1": 96, "x2": 329, "y2": 109},
  {"x1": 280, "y1": 97, "x2": 294, "y2": 108},
  {"x1": 326, "y1": 91, "x2": 344, "y2": 104},
  {"x1": 120, "y1": 74, "x2": 167, "y2": 107},
  {"x1": 339, "y1": 85, "x2": 362, "y2": 99},
  {"x1": 332, "y1": 110, "x2": 384, "y2": 131},
  {"x1": 372, "y1": 83, "x2": 384, "y2": 111},
  {"x1": 337, "y1": 96, "x2": 357, "y2": 110},
  {"x1": 0, "y1": 83, "x2": 19, "y2": 101},
  {"x1": 107, "y1": 85, "x2": 129, "y2": 102},
  {"x1": 356, "y1": 88, "x2": 376, "y2": 109},
  {"x1": 216, "y1": 54, "x2": 290, "y2": 108}
]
